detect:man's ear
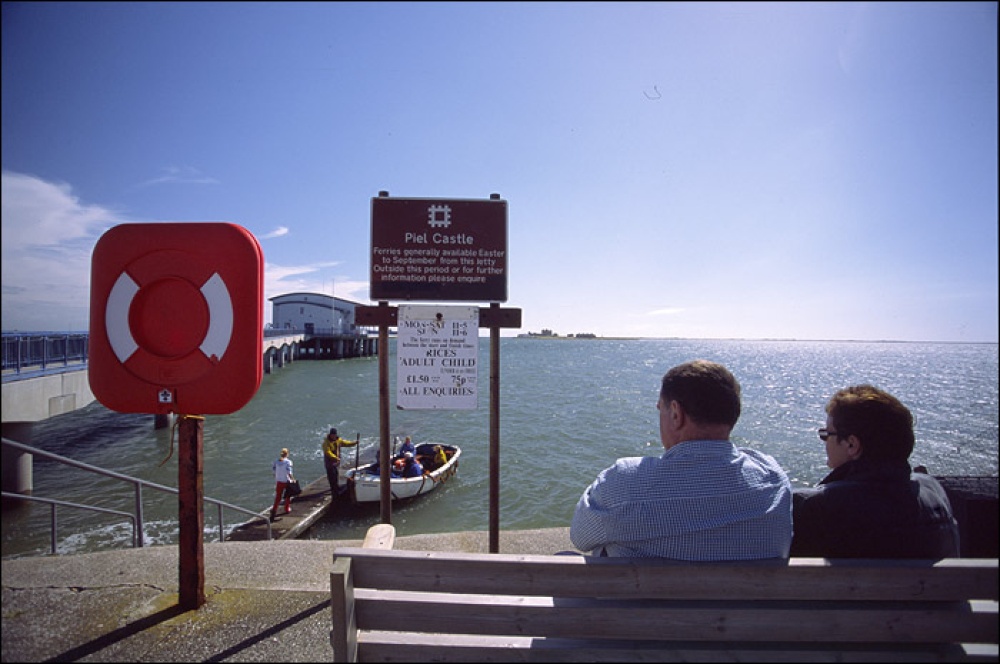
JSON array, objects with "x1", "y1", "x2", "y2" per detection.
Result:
[{"x1": 669, "y1": 400, "x2": 685, "y2": 427}]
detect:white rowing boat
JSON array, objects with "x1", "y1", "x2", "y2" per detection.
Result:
[{"x1": 345, "y1": 443, "x2": 461, "y2": 503}]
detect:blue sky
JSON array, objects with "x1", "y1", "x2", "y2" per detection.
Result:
[{"x1": 2, "y1": 2, "x2": 997, "y2": 341}]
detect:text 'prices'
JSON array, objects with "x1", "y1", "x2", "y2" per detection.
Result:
[{"x1": 397, "y1": 305, "x2": 479, "y2": 410}]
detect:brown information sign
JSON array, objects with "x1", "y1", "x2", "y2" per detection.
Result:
[{"x1": 370, "y1": 196, "x2": 508, "y2": 302}]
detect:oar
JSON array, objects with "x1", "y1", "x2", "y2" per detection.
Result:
[{"x1": 354, "y1": 433, "x2": 360, "y2": 471}]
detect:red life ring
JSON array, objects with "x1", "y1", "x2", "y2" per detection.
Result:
[
  {"x1": 89, "y1": 222, "x2": 264, "y2": 415},
  {"x1": 104, "y1": 249, "x2": 233, "y2": 386}
]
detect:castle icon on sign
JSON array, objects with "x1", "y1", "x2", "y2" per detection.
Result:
[{"x1": 427, "y1": 204, "x2": 451, "y2": 228}]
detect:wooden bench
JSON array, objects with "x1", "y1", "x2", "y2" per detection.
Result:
[{"x1": 330, "y1": 524, "x2": 998, "y2": 662}]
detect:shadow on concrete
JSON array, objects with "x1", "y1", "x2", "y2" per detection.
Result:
[
  {"x1": 44, "y1": 604, "x2": 186, "y2": 663},
  {"x1": 204, "y1": 598, "x2": 329, "y2": 663}
]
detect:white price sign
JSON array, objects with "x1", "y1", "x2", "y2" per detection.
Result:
[{"x1": 397, "y1": 305, "x2": 479, "y2": 410}]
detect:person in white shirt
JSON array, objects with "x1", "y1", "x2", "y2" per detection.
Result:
[{"x1": 270, "y1": 447, "x2": 294, "y2": 521}]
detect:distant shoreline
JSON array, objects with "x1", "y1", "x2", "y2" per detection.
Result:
[
  {"x1": 516, "y1": 335, "x2": 637, "y2": 341},
  {"x1": 511, "y1": 335, "x2": 998, "y2": 345}
]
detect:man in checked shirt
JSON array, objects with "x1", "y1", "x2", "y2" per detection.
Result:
[{"x1": 571, "y1": 360, "x2": 793, "y2": 560}]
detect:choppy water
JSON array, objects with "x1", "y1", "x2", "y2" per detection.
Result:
[{"x1": 2, "y1": 338, "x2": 997, "y2": 559}]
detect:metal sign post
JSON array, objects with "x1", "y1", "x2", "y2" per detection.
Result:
[
  {"x1": 178, "y1": 414, "x2": 205, "y2": 610},
  {"x1": 377, "y1": 302, "x2": 392, "y2": 523},
  {"x1": 488, "y1": 303, "x2": 501, "y2": 554}
]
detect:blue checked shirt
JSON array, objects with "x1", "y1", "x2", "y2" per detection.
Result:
[{"x1": 570, "y1": 440, "x2": 793, "y2": 560}]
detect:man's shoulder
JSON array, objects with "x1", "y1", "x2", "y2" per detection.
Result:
[
  {"x1": 601, "y1": 456, "x2": 661, "y2": 480},
  {"x1": 614, "y1": 455, "x2": 655, "y2": 467},
  {"x1": 910, "y1": 471, "x2": 953, "y2": 501},
  {"x1": 911, "y1": 470, "x2": 947, "y2": 486},
  {"x1": 736, "y1": 445, "x2": 784, "y2": 466}
]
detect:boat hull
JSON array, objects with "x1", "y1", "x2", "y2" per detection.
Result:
[{"x1": 346, "y1": 443, "x2": 460, "y2": 503}]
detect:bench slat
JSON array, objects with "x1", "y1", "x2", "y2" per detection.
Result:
[
  {"x1": 352, "y1": 590, "x2": 998, "y2": 644},
  {"x1": 357, "y1": 632, "x2": 999, "y2": 663},
  {"x1": 334, "y1": 549, "x2": 999, "y2": 602}
]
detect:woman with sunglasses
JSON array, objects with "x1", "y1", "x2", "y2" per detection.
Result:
[{"x1": 790, "y1": 384, "x2": 959, "y2": 558}]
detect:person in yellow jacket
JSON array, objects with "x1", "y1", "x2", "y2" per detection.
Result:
[{"x1": 322, "y1": 428, "x2": 357, "y2": 498}]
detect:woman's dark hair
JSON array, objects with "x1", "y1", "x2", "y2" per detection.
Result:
[
  {"x1": 660, "y1": 360, "x2": 741, "y2": 427},
  {"x1": 825, "y1": 384, "x2": 915, "y2": 462}
]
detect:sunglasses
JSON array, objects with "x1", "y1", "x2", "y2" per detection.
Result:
[{"x1": 817, "y1": 428, "x2": 844, "y2": 442}]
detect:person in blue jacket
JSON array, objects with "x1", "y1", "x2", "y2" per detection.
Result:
[{"x1": 400, "y1": 451, "x2": 424, "y2": 478}]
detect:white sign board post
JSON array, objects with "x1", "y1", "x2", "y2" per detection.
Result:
[{"x1": 397, "y1": 305, "x2": 479, "y2": 410}]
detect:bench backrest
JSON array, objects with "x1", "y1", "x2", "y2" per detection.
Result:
[{"x1": 330, "y1": 548, "x2": 999, "y2": 662}]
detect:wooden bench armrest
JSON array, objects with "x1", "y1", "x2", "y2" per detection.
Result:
[{"x1": 330, "y1": 556, "x2": 356, "y2": 663}]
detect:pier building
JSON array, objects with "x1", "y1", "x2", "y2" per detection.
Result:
[
  {"x1": 269, "y1": 292, "x2": 359, "y2": 336},
  {"x1": 269, "y1": 292, "x2": 376, "y2": 361}
]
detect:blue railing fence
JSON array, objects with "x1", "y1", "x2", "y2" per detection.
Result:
[
  {"x1": 2, "y1": 332, "x2": 89, "y2": 377},
  {"x1": 3, "y1": 328, "x2": 374, "y2": 383}
]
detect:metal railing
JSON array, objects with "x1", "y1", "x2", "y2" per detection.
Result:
[
  {"x1": 265, "y1": 326, "x2": 374, "y2": 337},
  {"x1": 2, "y1": 437, "x2": 271, "y2": 554},
  {"x1": 3, "y1": 329, "x2": 375, "y2": 379},
  {"x1": 3, "y1": 328, "x2": 376, "y2": 376},
  {"x1": 0, "y1": 491, "x2": 138, "y2": 555},
  {"x1": 1, "y1": 332, "x2": 89, "y2": 378}
]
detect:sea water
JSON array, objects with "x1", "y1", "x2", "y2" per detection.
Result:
[{"x1": 2, "y1": 338, "x2": 996, "y2": 558}]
